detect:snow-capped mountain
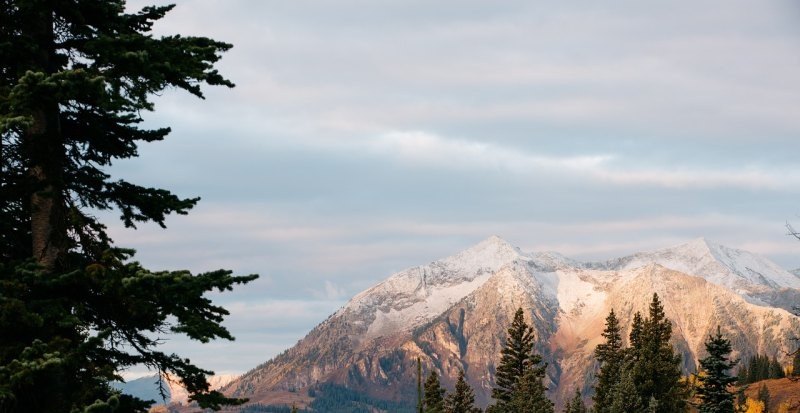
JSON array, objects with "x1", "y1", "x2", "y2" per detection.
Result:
[
  {"x1": 224, "y1": 237, "x2": 800, "y2": 409},
  {"x1": 585, "y1": 237, "x2": 800, "y2": 304}
]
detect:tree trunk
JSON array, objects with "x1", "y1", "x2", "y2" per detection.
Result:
[{"x1": 24, "y1": 4, "x2": 67, "y2": 270}]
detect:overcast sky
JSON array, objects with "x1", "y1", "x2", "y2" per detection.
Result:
[{"x1": 117, "y1": 0, "x2": 800, "y2": 377}]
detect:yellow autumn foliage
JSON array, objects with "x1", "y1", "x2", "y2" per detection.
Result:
[{"x1": 744, "y1": 398, "x2": 765, "y2": 413}]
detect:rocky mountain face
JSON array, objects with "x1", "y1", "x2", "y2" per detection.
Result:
[{"x1": 224, "y1": 237, "x2": 800, "y2": 409}]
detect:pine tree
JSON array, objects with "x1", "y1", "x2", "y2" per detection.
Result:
[
  {"x1": 491, "y1": 308, "x2": 536, "y2": 405},
  {"x1": 757, "y1": 384, "x2": 770, "y2": 413},
  {"x1": 563, "y1": 389, "x2": 586, "y2": 413},
  {"x1": 444, "y1": 370, "x2": 481, "y2": 413},
  {"x1": 418, "y1": 358, "x2": 424, "y2": 413},
  {"x1": 609, "y1": 369, "x2": 643, "y2": 413},
  {"x1": 0, "y1": 2, "x2": 256, "y2": 411},
  {"x1": 630, "y1": 293, "x2": 689, "y2": 413},
  {"x1": 697, "y1": 326, "x2": 738, "y2": 413},
  {"x1": 507, "y1": 367, "x2": 554, "y2": 413},
  {"x1": 768, "y1": 356, "x2": 784, "y2": 379},
  {"x1": 423, "y1": 370, "x2": 446, "y2": 413},
  {"x1": 793, "y1": 350, "x2": 800, "y2": 377},
  {"x1": 738, "y1": 365, "x2": 749, "y2": 385},
  {"x1": 593, "y1": 308, "x2": 624, "y2": 413},
  {"x1": 629, "y1": 311, "x2": 645, "y2": 352},
  {"x1": 489, "y1": 307, "x2": 548, "y2": 412}
]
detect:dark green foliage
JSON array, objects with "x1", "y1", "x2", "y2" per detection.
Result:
[
  {"x1": 306, "y1": 383, "x2": 415, "y2": 413},
  {"x1": 239, "y1": 403, "x2": 308, "y2": 412},
  {"x1": 793, "y1": 350, "x2": 800, "y2": 377},
  {"x1": 489, "y1": 307, "x2": 548, "y2": 412},
  {"x1": 492, "y1": 308, "x2": 536, "y2": 404},
  {"x1": 757, "y1": 383, "x2": 770, "y2": 412},
  {"x1": 418, "y1": 358, "x2": 423, "y2": 413},
  {"x1": 769, "y1": 356, "x2": 785, "y2": 379},
  {"x1": 594, "y1": 295, "x2": 688, "y2": 413},
  {"x1": 737, "y1": 365, "x2": 749, "y2": 385},
  {"x1": 444, "y1": 370, "x2": 480, "y2": 413},
  {"x1": 507, "y1": 367, "x2": 553, "y2": 413},
  {"x1": 593, "y1": 308, "x2": 624, "y2": 413},
  {"x1": 0, "y1": 1, "x2": 256, "y2": 411},
  {"x1": 609, "y1": 370, "x2": 642, "y2": 413},
  {"x1": 563, "y1": 389, "x2": 586, "y2": 413},
  {"x1": 738, "y1": 354, "x2": 785, "y2": 385},
  {"x1": 628, "y1": 293, "x2": 689, "y2": 413},
  {"x1": 629, "y1": 311, "x2": 644, "y2": 352},
  {"x1": 424, "y1": 370, "x2": 446, "y2": 413},
  {"x1": 697, "y1": 326, "x2": 738, "y2": 413}
]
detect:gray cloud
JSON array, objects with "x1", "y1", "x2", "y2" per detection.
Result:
[{"x1": 113, "y1": 0, "x2": 800, "y2": 374}]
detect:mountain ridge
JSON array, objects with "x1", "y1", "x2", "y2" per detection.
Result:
[{"x1": 225, "y1": 236, "x2": 800, "y2": 409}]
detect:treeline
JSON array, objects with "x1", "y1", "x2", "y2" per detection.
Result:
[
  {"x1": 737, "y1": 354, "x2": 785, "y2": 385},
  {"x1": 416, "y1": 293, "x2": 754, "y2": 413},
  {"x1": 248, "y1": 293, "x2": 790, "y2": 413}
]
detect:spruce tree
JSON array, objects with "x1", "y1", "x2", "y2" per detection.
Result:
[
  {"x1": 563, "y1": 389, "x2": 587, "y2": 413},
  {"x1": 444, "y1": 370, "x2": 481, "y2": 413},
  {"x1": 757, "y1": 384, "x2": 770, "y2": 412},
  {"x1": 489, "y1": 307, "x2": 546, "y2": 411},
  {"x1": 609, "y1": 369, "x2": 643, "y2": 413},
  {"x1": 423, "y1": 370, "x2": 446, "y2": 413},
  {"x1": 507, "y1": 367, "x2": 554, "y2": 413},
  {"x1": 0, "y1": 1, "x2": 256, "y2": 411},
  {"x1": 629, "y1": 311, "x2": 645, "y2": 353},
  {"x1": 593, "y1": 308, "x2": 624, "y2": 413},
  {"x1": 768, "y1": 356, "x2": 784, "y2": 379},
  {"x1": 697, "y1": 326, "x2": 738, "y2": 413},
  {"x1": 630, "y1": 293, "x2": 688, "y2": 413},
  {"x1": 738, "y1": 365, "x2": 749, "y2": 385},
  {"x1": 418, "y1": 358, "x2": 424, "y2": 413}
]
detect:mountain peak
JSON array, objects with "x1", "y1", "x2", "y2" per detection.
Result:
[
  {"x1": 443, "y1": 236, "x2": 525, "y2": 271},
  {"x1": 478, "y1": 235, "x2": 515, "y2": 249}
]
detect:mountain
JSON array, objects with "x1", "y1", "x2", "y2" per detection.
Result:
[
  {"x1": 113, "y1": 375, "x2": 169, "y2": 406},
  {"x1": 115, "y1": 373, "x2": 238, "y2": 407},
  {"x1": 224, "y1": 237, "x2": 800, "y2": 410}
]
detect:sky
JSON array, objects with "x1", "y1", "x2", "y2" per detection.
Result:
[{"x1": 116, "y1": 0, "x2": 800, "y2": 377}]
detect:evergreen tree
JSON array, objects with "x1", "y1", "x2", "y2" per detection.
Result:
[
  {"x1": 563, "y1": 389, "x2": 586, "y2": 413},
  {"x1": 418, "y1": 358, "x2": 424, "y2": 413},
  {"x1": 489, "y1": 307, "x2": 546, "y2": 412},
  {"x1": 609, "y1": 369, "x2": 643, "y2": 413},
  {"x1": 492, "y1": 308, "x2": 536, "y2": 402},
  {"x1": 737, "y1": 365, "x2": 749, "y2": 385},
  {"x1": 444, "y1": 370, "x2": 481, "y2": 413},
  {"x1": 423, "y1": 370, "x2": 446, "y2": 413},
  {"x1": 793, "y1": 350, "x2": 800, "y2": 377},
  {"x1": 593, "y1": 308, "x2": 624, "y2": 413},
  {"x1": 757, "y1": 384, "x2": 770, "y2": 413},
  {"x1": 697, "y1": 326, "x2": 738, "y2": 413},
  {"x1": 768, "y1": 356, "x2": 784, "y2": 379},
  {"x1": 507, "y1": 366, "x2": 554, "y2": 413},
  {"x1": 629, "y1": 311, "x2": 645, "y2": 352},
  {"x1": 630, "y1": 293, "x2": 688, "y2": 413},
  {"x1": 0, "y1": 1, "x2": 256, "y2": 411}
]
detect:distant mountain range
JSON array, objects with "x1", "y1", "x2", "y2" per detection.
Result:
[
  {"x1": 217, "y1": 237, "x2": 800, "y2": 410},
  {"x1": 115, "y1": 373, "x2": 237, "y2": 407}
]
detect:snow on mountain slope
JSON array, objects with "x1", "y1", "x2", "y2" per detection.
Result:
[
  {"x1": 588, "y1": 238, "x2": 800, "y2": 299},
  {"x1": 226, "y1": 236, "x2": 800, "y2": 410},
  {"x1": 341, "y1": 235, "x2": 530, "y2": 340}
]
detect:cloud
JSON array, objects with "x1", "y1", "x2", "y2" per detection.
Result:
[{"x1": 366, "y1": 130, "x2": 800, "y2": 190}]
